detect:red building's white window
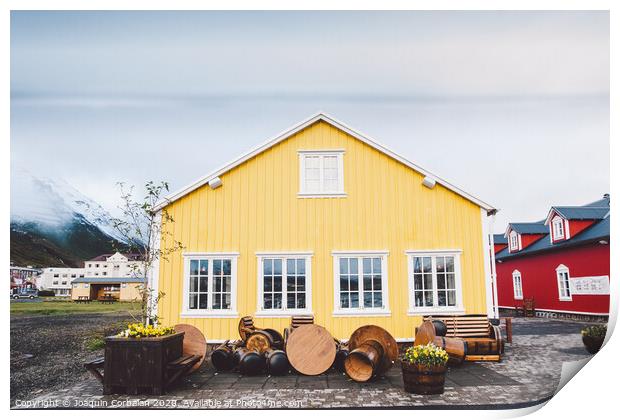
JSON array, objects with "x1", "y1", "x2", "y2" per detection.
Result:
[
  {"x1": 556, "y1": 264, "x2": 572, "y2": 301},
  {"x1": 552, "y1": 216, "x2": 565, "y2": 240},
  {"x1": 509, "y1": 231, "x2": 519, "y2": 251},
  {"x1": 512, "y1": 270, "x2": 523, "y2": 300}
]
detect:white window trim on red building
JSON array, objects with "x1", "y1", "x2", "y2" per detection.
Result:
[
  {"x1": 512, "y1": 270, "x2": 523, "y2": 300},
  {"x1": 556, "y1": 264, "x2": 572, "y2": 301}
]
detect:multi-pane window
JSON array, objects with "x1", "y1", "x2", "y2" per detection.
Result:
[
  {"x1": 557, "y1": 265, "x2": 571, "y2": 300},
  {"x1": 512, "y1": 270, "x2": 523, "y2": 300},
  {"x1": 552, "y1": 217, "x2": 565, "y2": 239},
  {"x1": 185, "y1": 254, "x2": 237, "y2": 313},
  {"x1": 334, "y1": 254, "x2": 387, "y2": 313},
  {"x1": 259, "y1": 255, "x2": 310, "y2": 312},
  {"x1": 509, "y1": 231, "x2": 519, "y2": 250},
  {"x1": 408, "y1": 252, "x2": 462, "y2": 313},
  {"x1": 299, "y1": 151, "x2": 344, "y2": 195}
]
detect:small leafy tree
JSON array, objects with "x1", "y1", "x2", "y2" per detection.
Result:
[{"x1": 109, "y1": 181, "x2": 183, "y2": 325}]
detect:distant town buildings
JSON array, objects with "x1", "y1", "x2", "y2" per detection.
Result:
[
  {"x1": 35, "y1": 252, "x2": 145, "y2": 300},
  {"x1": 10, "y1": 265, "x2": 42, "y2": 291}
]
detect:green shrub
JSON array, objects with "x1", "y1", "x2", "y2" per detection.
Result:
[
  {"x1": 581, "y1": 324, "x2": 607, "y2": 339},
  {"x1": 85, "y1": 336, "x2": 105, "y2": 351},
  {"x1": 37, "y1": 290, "x2": 55, "y2": 297}
]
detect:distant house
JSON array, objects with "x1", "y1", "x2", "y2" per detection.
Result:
[
  {"x1": 495, "y1": 195, "x2": 610, "y2": 319},
  {"x1": 10, "y1": 265, "x2": 41, "y2": 291},
  {"x1": 150, "y1": 113, "x2": 498, "y2": 342},
  {"x1": 70, "y1": 252, "x2": 144, "y2": 301},
  {"x1": 38, "y1": 267, "x2": 85, "y2": 297},
  {"x1": 493, "y1": 234, "x2": 508, "y2": 254}
]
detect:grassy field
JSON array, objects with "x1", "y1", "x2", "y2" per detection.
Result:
[{"x1": 10, "y1": 300, "x2": 140, "y2": 316}]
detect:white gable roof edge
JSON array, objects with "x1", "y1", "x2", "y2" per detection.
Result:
[{"x1": 153, "y1": 112, "x2": 497, "y2": 213}]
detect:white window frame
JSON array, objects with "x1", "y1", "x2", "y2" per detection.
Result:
[
  {"x1": 255, "y1": 252, "x2": 313, "y2": 318},
  {"x1": 298, "y1": 150, "x2": 346, "y2": 197},
  {"x1": 556, "y1": 264, "x2": 572, "y2": 301},
  {"x1": 332, "y1": 251, "x2": 390, "y2": 317},
  {"x1": 512, "y1": 270, "x2": 523, "y2": 300},
  {"x1": 406, "y1": 250, "x2": 464, "y2": 315},
  {"x1": 509, "y1": 231, "x2": 520, "y2": 251},
  {"x1": 181, "y1": 252, "x2": 239, "y2": 318},
  {"x1": 552, "y1": 216, "x2": 565, "y2": 240}
]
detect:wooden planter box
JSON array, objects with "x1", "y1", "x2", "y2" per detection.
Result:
[
  {"x1": 401, "y1": 362, "x2": 447, "y2": 395},
  {"x1": 103, "y1": 332, "x2": 184, "y2": 395}
]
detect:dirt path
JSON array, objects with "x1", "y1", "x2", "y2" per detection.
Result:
[{"x1": 10, "y1": 312, "x2": 132, "y2": 404}]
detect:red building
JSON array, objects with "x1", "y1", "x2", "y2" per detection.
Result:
[{"x1": 495, "y1": 195, "x2": 610, "y2": 319}]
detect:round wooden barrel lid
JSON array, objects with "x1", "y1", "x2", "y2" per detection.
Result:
[
  {"x1": 286, "y1": 324, "x2": 336, "y2": 376},
  {"x1": 414, "y1": 321, "x2": 437, "y2": 346},
  {"x1": 348, "y1": 325, "x2": 398, "y2": 376},
  {"x1": 174, "y1": 324, "x2": 207, "y2": 373}
]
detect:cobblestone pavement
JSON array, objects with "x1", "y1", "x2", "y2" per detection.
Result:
[{"x1": 16, "y1": 317, "x2": 595, "y2": 409}]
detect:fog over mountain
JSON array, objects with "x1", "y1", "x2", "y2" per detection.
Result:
[{"x1": 10, "y1": 168, "x2": 126, "y2": 267}]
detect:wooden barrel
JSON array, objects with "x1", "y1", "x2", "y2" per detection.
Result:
[
  {"x1": 285, "y1": 324, "x2": 336, "y2": 376},
  {"x1": 265, "y1": 349, "x2": 289, "y2": 376},
  {"x1": 431, "y1": 320, "x2": 448, "y2": 337},
  {"x1": 344, "y1": 339, "x2": 384, "y2": 382},
  {"x1": 344, "y1": 325, "x2": 398, "y2": 382},
  {"x1": 246, "y1": 330, "x2": 274, "y2": 354},
  {"x1": 334, "y1": 343, "x2": 349, "y2": 373},
  {"x1": 402, "y1": 362, "x2": 447, "y2": 395},
  {"x1": 234, "y1": 348, "x2": 264, "y2": 375},
  {"x1": 211, "y1": 341, "x2": 236, "y2": 371},
  {"x1": 432, "y1": 336, "x2": 467, "y2": 365},
  {"x1": 466, "y1": 340, "x2": 499, "y2": 355},
  {"x1": 263, "y1": 328, "x2": 284, "y2": 350}
]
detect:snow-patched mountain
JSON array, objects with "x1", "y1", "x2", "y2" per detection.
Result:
[{"x1": 10, "y1": 169, "x2": 126, "y2": 267}]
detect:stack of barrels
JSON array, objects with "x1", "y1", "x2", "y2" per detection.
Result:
[
  {"x1": 210, "y1": 316, "x2": 289, "y2": 376},
  {"x1": 209, "y1": 316, "x2": 399, "y2": 383}
]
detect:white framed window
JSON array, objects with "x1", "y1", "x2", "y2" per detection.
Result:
[
  {"x1": 552, "y1": 216, "x2": 565, "y2": 240},
  {"x1": 406, "y1": 250, "x2": 464, "y2": 315},
  {"x1": 332, "y1": 251, "x2": 390, "y2": 316},
  {"x1": 298, "y1": 150, "x2": 345, "y2": 197},
  {"x1": 556, "y1": 264, "x2": 572, "y2": 301},
  {"x1": 181, "y1": 252, "x2": 239, "y2": 318},
  {"x1": 512, "y1": 270, "x2": 523, "y2": 300},
  {"x1": 509, "y1": 231, "x2": 520, "y2": 251},
  {"x1": 255, "y1": 252, "x2": 313, "y2": 317}
]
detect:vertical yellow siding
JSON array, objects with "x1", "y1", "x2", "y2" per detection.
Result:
[{"x1": 159, "y1": 121, "x2": 487, "y2": 340}]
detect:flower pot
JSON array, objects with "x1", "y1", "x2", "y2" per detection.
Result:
[
  {"x1": 401, "y1": 362, "x2": 447, "y2": 395},
  {"x1": 582, "y1": 335, "x2": 604, "y2": 354},
  {"x1": 103, "y1": 331, "x2": 184, "y2": 395}
]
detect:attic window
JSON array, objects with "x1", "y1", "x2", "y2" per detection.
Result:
[
  {"x1": 298, "y1": 150, "x2": 345, "y2": 197},
  {"x1": 552, "y1": 216, "x2": 565, "y2": 240},
  {"x1": 509, "y1": 231, "x2": 519, "y2": 251}
]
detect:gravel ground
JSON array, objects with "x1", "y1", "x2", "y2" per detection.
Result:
[{"x1": 10, "y1": 312, "x2": 132, "y2": 404}]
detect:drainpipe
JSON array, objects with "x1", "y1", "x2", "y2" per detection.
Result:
[{"x1": 489, "y1": 213, "x2": 500, "y2": 319}]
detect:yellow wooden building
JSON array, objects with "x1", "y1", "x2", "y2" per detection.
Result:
[{"x1": 152, "y1": 113, "x2": 497, "y2": 342}]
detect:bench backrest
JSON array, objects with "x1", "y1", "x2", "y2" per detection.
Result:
[
  {"x1": 291, "y1": 315, "x2": 314, "y2": 329},
  {"x1": 424, "y1": 315, "x2": 491, "y2": 338}
]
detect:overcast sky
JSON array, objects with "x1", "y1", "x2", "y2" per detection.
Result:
[{"x1": 10, "y1": 11, "x2": 609, "y2": 231}]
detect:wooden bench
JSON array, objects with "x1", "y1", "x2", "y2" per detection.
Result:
[
  {"x1": 517, "y1": 298, "x2": 536, "y2": 317},
  {"x1": 84, "y1": 354, "x2": 201, "y2": 392},
  {"x1": 74, "y1": 296, "x2": 91, "y2": 303},
  {"x1": 423, "y1": 315, "x2": 504, "y2": 362},
  {"x1": 165, "y1": 354, "x2": 202, "y2": 389}
]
